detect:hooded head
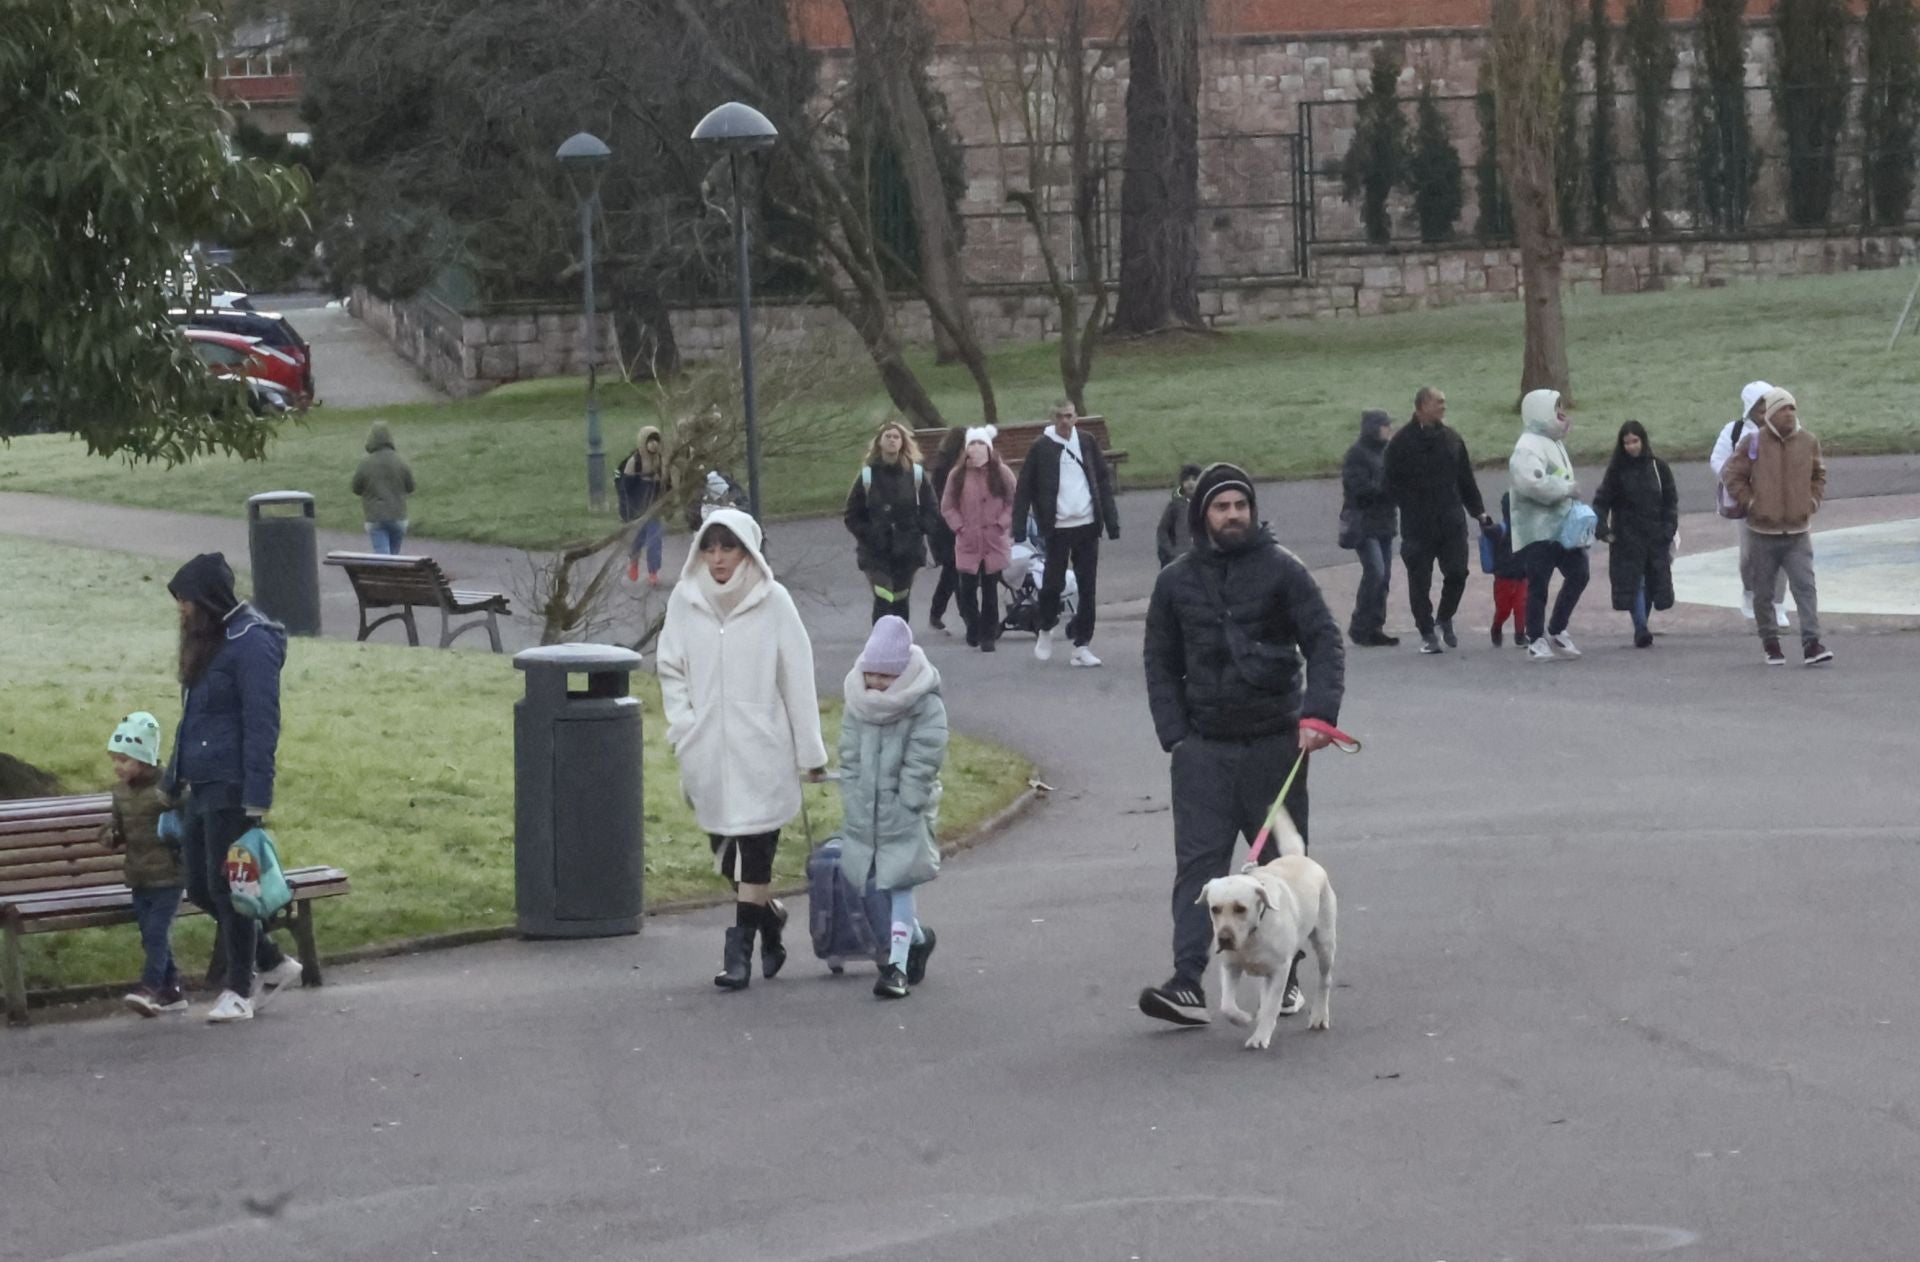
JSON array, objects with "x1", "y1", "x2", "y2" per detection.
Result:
[
  {"x1": 1762, "y1": 387, "x2": 1798, "y2": 435},
  {"x1": 1521, "y1": 389, "x2": 1569, "y2": 441},
  {"x1": 682, "y1": 507, "x2": 769, "y2": 584},
  {"x1": 705, "y1": 470, "x2": 731, "y2": 500},
  {"x1": 1176, "y1": 462, "x2": 1203, "y2": 496},
  {"x1": 167, "y1": 553, "x2": 240, "y2": 619},
  {"x1": 365, "y1": 421, "x2": 394, "y2": 453},
  {"x1": 1360, "y1": 409, "x2": 1392, "y2": 446},
  {"x1": 1188, "y1": 462, "x2": 1260, "y2": 550},
  {"x1": 1741, "y1": 380, "x2": 1773, "y2": 421}
]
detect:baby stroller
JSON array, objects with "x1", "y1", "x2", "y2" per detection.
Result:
[{"x1": 1000, "y1": 539, "x2": 1077, "y2": 638}]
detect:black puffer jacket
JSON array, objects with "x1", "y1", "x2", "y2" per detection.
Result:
[
  {"x1": 1593, "y1": 453, "x2": 1679, "y2": 611},
  {"x1": 844, "y1": 460, "x2": 940, "y2": 574},
  {"x1": 1144, "y1": 467, "x2": 1345, "y2": 750},
  {"x1": 1340, "y1": 410, "x2": 1397, "y2": 540},
  {"x1": 1384, "y1": 419, "x2": 1487, "y2": 540}
]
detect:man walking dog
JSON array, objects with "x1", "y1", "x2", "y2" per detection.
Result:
[{"x1": 1138, "y1": 463, "x2": 1346, "y2": 1027}]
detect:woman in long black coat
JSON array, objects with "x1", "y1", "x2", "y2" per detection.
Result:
[{"x1": 1591, "y1": 420, "x2": 1679, "y2": 648}]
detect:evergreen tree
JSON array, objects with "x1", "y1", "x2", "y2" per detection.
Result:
[
  {"x1": 1774, "y1": 0, "x2": 1853, "y2": 226},
  {"x1": 1341, "y1": 44, "x2": 1412, "y2": 245},
  {"x1": 1476, "y1": 60, "x2": 1516, "y2": 238},
  {"x1": 1557, "y1": 15, "x2": 1588, "y2": 237},
  {"x1": 1693, "y1": 0, "x2": 1755, "y2": 230},
  {"x1": 1625, "y1": 0, "x2": 1678, "y2": 233},
  {"x1": 1863, "y1": 0, "x2": 1919, "y2": 226},
  {"x1": 1407, "y1": 83, "x2": 1466, "y2": 242},
  {"x1": 1588, "y1": 0, "x2": 1616, "y2": 236}
]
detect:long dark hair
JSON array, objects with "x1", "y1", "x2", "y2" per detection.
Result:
[
  {"x1": 178, "y1": 603, "x2": 224, "y2": 687},
  {"x1": 1607, "y1": 419, "x2": 1654, "y2": 474},
  {"x1": 948, "y1": 441, "x2": 1013, "y2": 502}
]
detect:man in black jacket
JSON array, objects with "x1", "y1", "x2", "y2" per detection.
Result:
[
  {"x1": 1384, "y1": 386, "x2": 1493, "y2": 654},
  {"x1": 1138, "y1": 464, "x2": 1346, "y2": 1027},
  {"x1": 1012, "y1": 401, "x2": 1121, "y2": 667}
]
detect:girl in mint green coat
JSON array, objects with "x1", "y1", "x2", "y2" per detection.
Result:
[{"x1": 838, "y1": 616, "x2": 949, "y2": 999}]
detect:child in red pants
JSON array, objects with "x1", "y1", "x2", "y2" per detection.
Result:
[{"x1": 1483, "y1": 493, "x2": 1531, "y2": 647}]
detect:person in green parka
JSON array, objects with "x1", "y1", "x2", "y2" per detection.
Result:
[
  {"x1": 351, "y1": 420, "x2": 416, "y2": 554},
  {"x1": 837, "y1": 615, "x2": 949, "y2": 999}
]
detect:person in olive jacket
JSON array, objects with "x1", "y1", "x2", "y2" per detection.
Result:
[
  {"x1": 1591, "y1": 420, "x2": 1679, "y2": 649},
  {"x1": 1138, "y1": 463, "x2": 1346, "y2": 1029},
  {"x1": 1340, "y1": 410, "x2": 1399, "y2": 647},
  {"x1": 1384, "y1": 387, "x2": 1492, "y2": 654},
  {"x1": 351, "y1": 420, "x2": 416, "y2": 555},
  {"x1": 844, "y1": 420, "x2": 942, "y2": 624},
  {"x1": 163, "y1": 553, "x2": 302, "y2": 1024}
]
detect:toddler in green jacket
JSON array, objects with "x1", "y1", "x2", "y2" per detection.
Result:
[{"x1": 101, "y1": 712, "x2": 187, "y2": 1017}]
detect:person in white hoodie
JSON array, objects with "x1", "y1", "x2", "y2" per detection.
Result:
[
  {"x1": 1508, "y1": 388, "x2": 1591, "y2": 660},
  {"x1": 657, "y1": 509, "x2": 830, "y2": 991},
  {"x1": 1710, "y1": 381, "x2": 1789, "y2": 628},
  {"x1": 837, "y1": 616, "x2": 949, "y2": 999}
]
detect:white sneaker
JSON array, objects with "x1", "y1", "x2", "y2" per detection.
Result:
[
  {"x1": 1547, "y1": 633, "x2": 1581, "y2": 659},
  {"x1": 1277, "y1": 983, "x2": 1304, "y2": 1016},
  {"x1": 206, "y1": 990, "x2": 254, "y2": 1023},
  {"x1": 1741, "y1": 590, "x2": 1756, "y2": 621},
  {"x1": 1775, "y1": 606, "x2": 1790, "y2": 628},
  {"x1": 1034, "y1": 628, "x2": 1054, "y2": 662},
  {"x1": 1527, "y1": 638, "x2": 1556, "y2": 661},
  {"x1": 252, "y1": 956, "x2": 303, "y2": 1008},
  {"x1": 1069, "y1": 645, "x2": 1102, "y2": 668}
]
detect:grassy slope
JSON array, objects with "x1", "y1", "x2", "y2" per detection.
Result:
[
  {"x1": 0, "y1": 538, "x2": 1030, "y2": 990},
  {"x1": 3, "y1": 271, "x2": 1916, "y2": 548}
]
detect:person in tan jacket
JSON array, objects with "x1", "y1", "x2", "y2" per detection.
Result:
[{"x1": 1720, "y1": 387, "x2": 1831, "y2": 666}]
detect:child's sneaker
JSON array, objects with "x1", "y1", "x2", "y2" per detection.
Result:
[
  {"x1": 206, "y1": 990, "x2": 254, "y2": 1023},
  {"x1": 123, "y1": 986, "x2": 162, "y2": 1018},
  {"x1": 873, "y1": 965, "x2": 909, "y2": 999},
  {"x1": 1490, "y1": 623, "x2": 1503, "y2": 647},
  {"x1": 905, "y1": 927, "x2": 937, "y2": 986},
  {"x1": 626, "y1": 558, "x2": 640, "y2": 583}
]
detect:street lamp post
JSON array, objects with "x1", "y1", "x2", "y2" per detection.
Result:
[
  {"x1": 556, "y1": 131, "x2": 612, "y2": 512},
  {"x1": 691, "y1": 102, "x2": 778, "y2": 520}
]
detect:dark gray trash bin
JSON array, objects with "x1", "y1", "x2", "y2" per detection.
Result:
[
  {"x1": 246, "y1": 491, "x2": 321, "y2": 636},
  {"x1": 513, "y1": 644, "x2": 644, "y2": 938}
]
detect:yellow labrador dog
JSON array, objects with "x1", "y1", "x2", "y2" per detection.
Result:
[{"x1": 1197, "y1": 812, "x2": 1336, "y2": 1051}]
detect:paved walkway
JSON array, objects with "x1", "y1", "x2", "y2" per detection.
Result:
[{"x1": 5, "y1": 463, "x2": 1920, "y2": 1261}]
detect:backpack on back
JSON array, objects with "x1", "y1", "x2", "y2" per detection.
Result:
[{"x1": 1715, "y1": 421, "x2": 1751, "y2": 519}]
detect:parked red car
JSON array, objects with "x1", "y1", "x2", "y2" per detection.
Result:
[
  {"x1": 169, "y1": 309, "x2": 312, "y2": 398},
  {"x1": 184, "y1": 328, "x2": 309, "y2": 404}
]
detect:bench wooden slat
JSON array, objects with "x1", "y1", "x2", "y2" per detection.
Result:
[
  {"x1": 1, "y1": 867, "x2": 351, "y2": 928},
  {"x1": 0, "y1": 856, "x2": 124, "y2": 885},
  {"x1": 913, "y1": 416, "x2": 1125, "y2": 475}
]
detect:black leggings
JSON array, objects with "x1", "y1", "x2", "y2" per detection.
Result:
[{"x1": 956, "y1": 563, "x2": 1002, "y2": 645}]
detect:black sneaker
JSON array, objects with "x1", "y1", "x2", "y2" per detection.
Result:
[
  {"x1": 1763, "y1": 637, "x2": 1786, "y2": 666},
  {"x1": 1634, "y1": 630, "x2": 1655, "y2": 649},
  {"x1": 1368, "y1": 632, "x2": 1401, "y2": 647},
  {"x1": 1137, "y1": 978, "x2": 1210, "y2": 1027},
  {"x1": 1803, "y1": 640, "x2": 1833, "y2": 666},
  {"x1": 1491, "y1": 623, "x2": 1504, "y2": 647},
  {"x1": 905, "y1": 927, "x2": 937, "y2": 986},
  {"x1": 1438, "y1": 618, "x2": 1458, "y2": 648},
  {"x1": 873, "y1": 965, "x2": 909, "y2": 999}
]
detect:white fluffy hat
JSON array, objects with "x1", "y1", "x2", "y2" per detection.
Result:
[{"x1": 964, "y1": 424, "x2": 997, "y2": 448}]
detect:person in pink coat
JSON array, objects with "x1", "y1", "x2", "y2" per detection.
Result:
[{"x1": 940, "y1": 425, "x2": 1016, "y2": 652}]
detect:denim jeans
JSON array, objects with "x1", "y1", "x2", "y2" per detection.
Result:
[
  {"x1": 131, "y1": 886, "x2": 183, "y2": 993},
  {"x1": 1520, "y1": 541, "x2": 1591, "y2": 643},
  {"x1": 1630, "y1": 578, "x2": 1650, "y2": 637},
  {"x1": 626, "y1": 517, "x2": 664, "y2": 575},
  {"x1": 366, "y1": 520, "x2": 408, "y2": 555},
  {"x1": 1349, "y1": 532, "x2": 1394, "y2": 637}
]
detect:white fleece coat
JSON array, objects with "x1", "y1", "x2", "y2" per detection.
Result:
[
  {"x1": 1508, "y1": 389, "x2": 1578, "y2": 549},
  {"x1": 657, "y1": 509, "x2": 829, "y2": 836}
]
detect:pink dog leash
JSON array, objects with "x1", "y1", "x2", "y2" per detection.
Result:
[{"x1": 1242, "y1": 719, "x2": 1361, "y2": 868}]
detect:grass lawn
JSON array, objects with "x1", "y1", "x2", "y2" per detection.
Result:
[
  {"x1": 4, "y1": 270, "x2": 1917, "y2": 549},
  {"x1": 0, "y1": 537, "x2": 1031, "y2": 993}
]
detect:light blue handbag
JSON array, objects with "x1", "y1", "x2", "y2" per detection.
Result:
[{"x1": 1557, "y1": 501, "x2": 1599, "y2": 549}]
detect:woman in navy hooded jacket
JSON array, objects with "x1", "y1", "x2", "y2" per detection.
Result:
[{"x1": 163, "y1": 553, "x2": 302, "y2": 1023}]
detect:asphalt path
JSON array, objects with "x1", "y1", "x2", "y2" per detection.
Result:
[{"x1": 4, "y1": 458, "x2": 1920, "y2": 1262}]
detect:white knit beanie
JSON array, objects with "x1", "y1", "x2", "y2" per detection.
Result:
[
  {"x1": 1762, "y1": 387, "x2": 1797, "y2": 427},
  {"x1": 964, "y1": 424, "x2": 997, "y2": 449}
]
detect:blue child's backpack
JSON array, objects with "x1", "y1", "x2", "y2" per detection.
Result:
[
  {"x1": 806, "y1": 838, "x2": 891, "y2": 971},
  {"x1": 1557, "y1": 501, "x2": 1599, "y2": 550},
  {"x1": 1477, "y1": 522, "x2": 1504, "y2": 575},
  {"x1": 225, "y1": 827, "x2": 292, "y2": 921}
]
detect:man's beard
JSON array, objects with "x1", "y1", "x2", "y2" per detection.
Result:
[
  {"x1": 178, "y1": 604, "x2": 224, "y2": 686},
  {"x1": 1210, "y1": 521, "x2": 1252, "y2": 548}
]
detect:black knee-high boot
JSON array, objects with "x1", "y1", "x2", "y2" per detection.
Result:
[
  {"x1": 760, "y1": 900, "x2": 788, "y2": 979},
  {"x1": 714, "y1": 904, "x2": 756, "y2": 991}
]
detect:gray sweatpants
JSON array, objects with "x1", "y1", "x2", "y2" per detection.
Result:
[{"x1": 1748, "y1": 531, "x2": 1819, "y2": 643}]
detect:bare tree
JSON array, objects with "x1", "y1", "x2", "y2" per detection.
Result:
[
  {"x1": 1113, "y1": 0, "x2": 1204, "y2": 335},
  {"x1": 960, "y1": 0, "x2": 1125, "y2": 410},
  {"x1": 1492, "y1": 0, "x2": 1575, "y2": 405}
]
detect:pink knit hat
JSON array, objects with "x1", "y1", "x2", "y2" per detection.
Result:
[{"x1": 857, "y1": 615, "x2": 914, "y2": 675}]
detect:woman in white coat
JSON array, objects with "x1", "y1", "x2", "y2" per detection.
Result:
[{"x1": 657, "y1": 509, "x2": 830, "y2": 990}]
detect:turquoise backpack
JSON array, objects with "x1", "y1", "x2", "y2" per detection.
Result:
[{"x1": 225, "y1": 827, "x2": 292, "y2": 921}]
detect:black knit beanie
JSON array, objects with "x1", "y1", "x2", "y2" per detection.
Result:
[
  {"x1": 167, "y1": 553, "x2": 240, "y2": 618},
  {"x1": 1187, "y1": 462, "x2": 1259, "y2": 537}
]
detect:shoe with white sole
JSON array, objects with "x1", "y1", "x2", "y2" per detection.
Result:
[
  {"x1": 1069, "y1": 645, "x2": 1102, "y2": 668},
  {"x1": 1547, "y1": 633, "x2": 1581, "y2": 659},
  {"x1": 1741, "y1": 590, "x2": 1756, "y2": 621},
  {"x1": 206, "y1": 990, "x2": 254, "y2": 1023},
  {"x1": 123, "y1": 987, "x2": 162, "y2": 1018},
  {"x1": 1527, "y1": 638, "x2": 1556, "y2": 661},
  {"x1": 1034, "y1": 628, "x2": 1054, "y2": 662},
  {"x1": 1277, "y1": 983, "x2": 1304, "y2": 1016},
  {"x1": 1138, "y1": 978, "x2": 1210, "y2": 1027},
  {"x1": 251, "y1": 956, "x2": 303, "y2": 1008}
]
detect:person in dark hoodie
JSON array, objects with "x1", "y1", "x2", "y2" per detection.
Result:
[
  {"x1": 1156, "y1": 464, "x2": 1202, "y2": 567},
  {"x1": 1592, "y1": 420, "x2": 1680, "y2": 649},
  {"x1": 1340, "y1": 410, "x2": 1400, "y2": 647},
  {"x1": 351, "y1": 420, "x2": 416, "y2": 555},
  {"x1": 1384, "y1": 386, "x2": 1492, "y2": 654},
  {"x1": 163, "y1": 553, "x2": 302, "y2": 1024},
  {"x1": 1138, "y1": 463, "x2": 1346, "y2": 1029}
]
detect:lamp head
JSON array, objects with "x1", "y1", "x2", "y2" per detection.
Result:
[{"x1": 691, "y1": 102, "x2": 778, "y2": 150}]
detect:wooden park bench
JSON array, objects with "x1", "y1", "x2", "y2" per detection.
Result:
[
  {"x1": 912, "y1": 415, "x2": 1128, "y2": 476},
  {"x1": 1, "y1": 793, "x2": 351, "y2": 1025},
  {"x1": 325, "y1": 551, "x2": 512, "y2": 652}
]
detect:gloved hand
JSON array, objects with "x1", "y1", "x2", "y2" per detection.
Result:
[{"x1": 156, "y1": 810, "x2": 183, "y2": 844}]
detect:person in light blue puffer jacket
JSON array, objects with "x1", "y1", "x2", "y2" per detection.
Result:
[
  {"x1": 1508, "y1": 388, "x2": 1590, "y2": 660},
  {"x1": 836, "y1": 616, "x2": 948, "y2": 1000}
]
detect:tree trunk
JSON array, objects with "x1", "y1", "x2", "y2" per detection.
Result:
[
  {"x1": 610, "y1": 273, "x2": 680, "y2": 382},
  {"x1": 844, "y1": 0, "x2": 981, "y2": 368},
  {"x1": 1114, "y1": 0, "x2": 1203, "y2": 335},
  {"x1": 1493, "y1": 0, "x2": 1575, "y2": 405}
]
